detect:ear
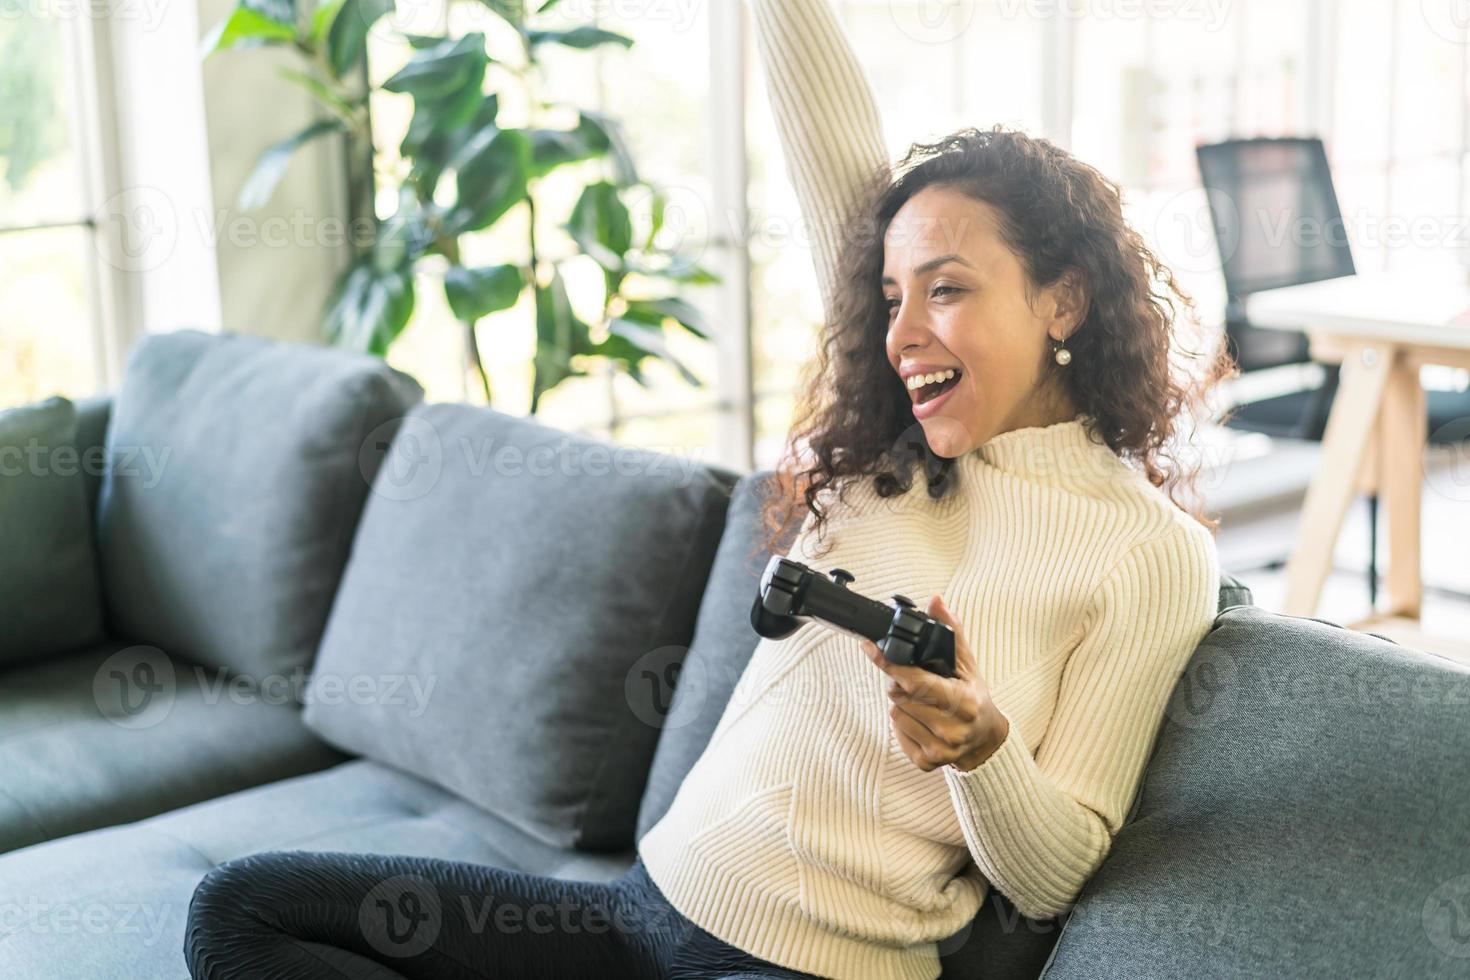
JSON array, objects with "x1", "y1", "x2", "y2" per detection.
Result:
[{"x1": 1047, "y1": 269, "x2": 1089, "y2": 340}]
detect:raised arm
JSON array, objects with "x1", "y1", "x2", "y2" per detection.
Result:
[{"x1": 747, "y1": 0, "x2": 890, "y2": 316}]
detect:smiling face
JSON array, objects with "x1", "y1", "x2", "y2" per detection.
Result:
[{"x1": 882, "y1": 184, "x2": 1085, "y2": 457}]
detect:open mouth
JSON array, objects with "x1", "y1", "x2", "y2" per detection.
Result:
[{"x1": 914, "y1": 370, "x2": 962, "y2": 405}]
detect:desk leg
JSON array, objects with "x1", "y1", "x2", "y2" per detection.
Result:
[
  {"x1": 1282, "y1": 343, "x2": 1394, "y2": 617},
  {"x1": 1379, "y1": 360, "x2": 1426, "y2": 618}
]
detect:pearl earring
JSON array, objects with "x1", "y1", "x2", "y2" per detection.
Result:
[{"x1": 1053, "y1": 338, "x2": 1072, "y2": 366}]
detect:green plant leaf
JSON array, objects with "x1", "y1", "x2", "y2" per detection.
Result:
[
  {"x1": 309, "y1": 0, "x2": 344, "y2": 44},
  {"x1": 237, "y1": 118, "x2": 344, "y2": 210},
  {"x1": 625, "y1": 254, "x2": 722, "y2": 286},
  {"x1": 476, "y1": 0, "x2": 529, "y2": 28},
  {"x1": 526, "y1": 125, "x2": 600, "y2": 180},
  {"x1": 576, "y1": 110, "x2": 638, "y2": 187},
  {"x1": 382, "y1": 33, "x2": 488, "y2": 101},
  {"x1": 621, "y1": 296, "x2": 713, "y2": 340},
  {"x1": 276, "y1": 67, "x2": 359, "y2": 122},
  {"x1": 643, "y1": 188, "x2": 666, "y2": 250},
  {"x1": 535, "y1": 0, "x2": 565, "y2": 13},
  {"x1": 586, "y1": 332, "x2": 648, "y2": 387},
  {"x1": 446, "y1": 127, "x2": 531, "y2": 233},
  {"x1": 326, "y1": 0, "x2": 394, "y2": 78},
  {"x1": 202, "y1": 5, "x2": 296, "y2": 57},
  {"x1": 659, "y1": 256, "x2": 721, "y2": 285},
  {"x1": 373, "y1": 192, "x2": 435, "y2": 272},
  {"x1": 444, "y1": 264, "x2": 524, "y2": 321},
  {"x1": 325, "y1": 260, "x2": 416, "y2": 356},
  {"x1": 602, "y1": 317, "x2": 703, "y2": 386},
  {"x1": 525, "y1": 26, "x2": 634, "y2": 50},
  {"x1": 533, "y1": 266, "x2": 593, "y2": 399},
  {"x1": 245, "y1": 0, "x2": 296, "y2": 23},
  {"x1": 564, "y1": 181, "x2": 632, "y2": 273},
  {"x1": 403, "y1": 95, "x2": 499, "y2": 199}
]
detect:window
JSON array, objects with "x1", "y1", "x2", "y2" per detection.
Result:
[{"x1": 0, "y1": 10, "x2": 118, "y2": 409}]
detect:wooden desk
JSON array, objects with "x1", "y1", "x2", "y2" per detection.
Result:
[{"x1": 1243, "y1": 267, "x2": 1470, "y2": 638}]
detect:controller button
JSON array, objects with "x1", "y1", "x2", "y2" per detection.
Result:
[{"x1": 829, "y1": 568, "x2": 855, "y2": 587}]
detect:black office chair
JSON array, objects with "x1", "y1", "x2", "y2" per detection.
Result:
[
  {"x1": 1196, "y1": 136, "x2": 1470, "y2": 605},
  {"x1": 1196, "y1": 137, "x2": 1351, "y2": 441}
]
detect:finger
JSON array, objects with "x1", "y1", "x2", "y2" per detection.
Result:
[
  {"x1": 927, "y1": 594, "x2": 978, "y2": 678},
  {"x1": 891, "y1": 695, "x2": 949, "y2": 742},
  {"x1": 926, "y1": 593, "x2": 958, "y2": 627},
  {"x1": 889, "y1": 705, "x2": 948, "y2": 770},
  {"x1": 882, "y1": 725, "x2": 929, "y2": 769},
  {"x1": 860, "y1": 638, "x2": 894, "y2": 675},
  {"x1": 894, "y1": 683, "x2": 975, "y2": 724},
  {"x1": 864, "y1": 639, "x2": 942, "y2": 692}
]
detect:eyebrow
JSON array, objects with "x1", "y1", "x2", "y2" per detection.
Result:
[{"x1": 880, "y1": 253, "x2": 974, "y2": 286}]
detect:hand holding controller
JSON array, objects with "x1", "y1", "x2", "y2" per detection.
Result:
[{"x1": 750, "y1": 556, "x2": 957, "y2": 677}]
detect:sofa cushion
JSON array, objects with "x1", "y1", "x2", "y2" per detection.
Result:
[
  {"x1": 95, "y1": 329, "x2": 423, "y2": 683},
  {"x1": 0, "y1": 640, "x2": 347, "y2": 854},
  {"x1": 303, "y1": 403, "x2": 738, "y2": 852},
  {"x1": 72, "y1": 394, "x2": 111, "y2": 518},
  {"x1": 635, "y1": 470, "x2": 799, "y2": 841},
  {"x1": 0, "y1": 396, "x2": 105, "y2": 667},
  {"x1": 1041, "y1": 605, "x2": 1470, "y2": 979},
  {"x1": 0, "y1": 759, "x2": 634, "y2": 979}
]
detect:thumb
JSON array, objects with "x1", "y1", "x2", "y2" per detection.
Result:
[
  {"x1": 927, "y1": 593, "x2": 956, "y2": 626},
  {"x1": 927, "y1": 594, "x2": 973, "y2": 676}
]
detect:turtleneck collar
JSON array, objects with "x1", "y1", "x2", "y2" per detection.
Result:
[{"x1": 966, "y1": 412, "x2": 1127, "y2": 486}]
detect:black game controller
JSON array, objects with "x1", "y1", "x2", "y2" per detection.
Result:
[{"x1": 750, "y1": 556, "x2": 956, "y2": 677}]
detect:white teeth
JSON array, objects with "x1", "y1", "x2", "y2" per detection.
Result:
[{"x1": 906, "y1": 368, "x2": 956, "y2": 391}]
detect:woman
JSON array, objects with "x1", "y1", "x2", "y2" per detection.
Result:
[{"x1": 183, "y1": 1, "x2": 1233, "y2": 978}]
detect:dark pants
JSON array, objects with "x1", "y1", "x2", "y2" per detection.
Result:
[{"x1": 183, "y1": 850, "x2": 824, "y2": 980}]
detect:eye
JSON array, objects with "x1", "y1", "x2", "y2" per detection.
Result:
[{"x1": 932, "y1": 285, "x2": 960, "y2": 298}]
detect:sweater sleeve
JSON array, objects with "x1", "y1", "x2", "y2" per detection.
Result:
[
  {"x1": 746, "y1": 0, "x2": 890, "y2": 316},
  {"x1": 941, "y1": 523, "x2": 1221, "y2": 920}
]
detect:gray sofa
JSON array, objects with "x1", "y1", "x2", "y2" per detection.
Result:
[{"x1": 1, "y1": 329, "x2": 1467, "y2": 979}]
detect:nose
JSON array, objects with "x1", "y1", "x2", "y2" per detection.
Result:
[{"x1": 886, "y1": 294, "x2": 932, "y2": 358}]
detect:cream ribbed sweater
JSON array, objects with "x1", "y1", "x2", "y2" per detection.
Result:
[{"x1": 635, "y1": 4, "x2": 1222, "y2": 980}]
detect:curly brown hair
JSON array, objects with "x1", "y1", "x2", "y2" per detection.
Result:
[{"x1": 752, "y1": 124, "x2": 1238, "y2": 567}]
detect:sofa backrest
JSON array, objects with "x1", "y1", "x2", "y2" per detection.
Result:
[
  {"x1": 95, "y1": 329, "x2": 424, "y2": 684},
  {"x1": 1040, "y1": 605, "x2": 1470, "y2": 979},
  {"x1": 301, "y1": 401, "x2": 740, "y2": 852}
]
